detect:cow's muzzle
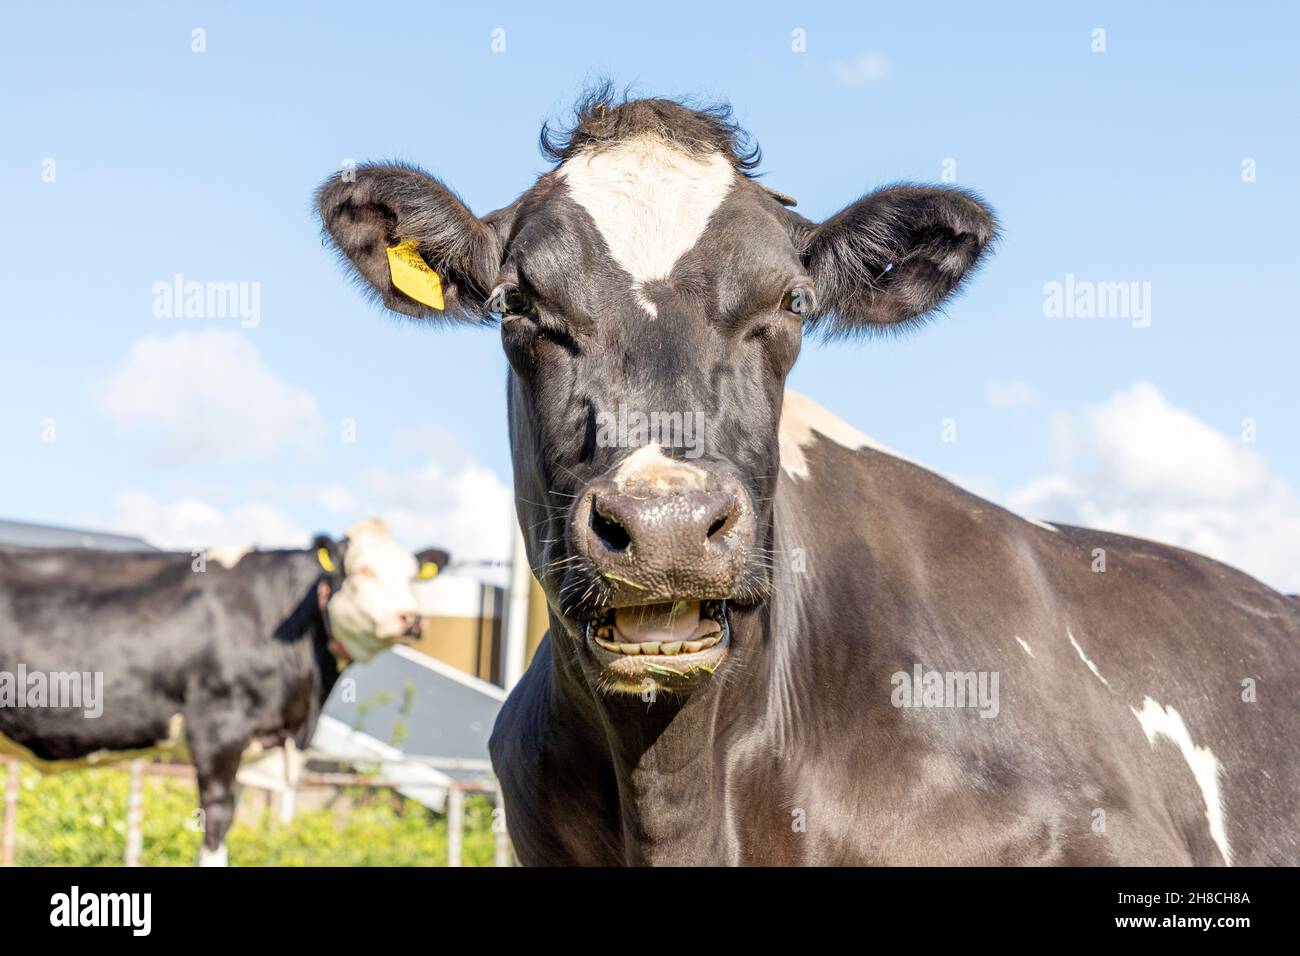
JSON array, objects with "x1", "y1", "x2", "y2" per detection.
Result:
[
  {"x1": 572, "y1": 479, "x2": 754, "y2": 602},
  {"x1": 568, "y1": 461, "x2": 754, "y2": 691}
]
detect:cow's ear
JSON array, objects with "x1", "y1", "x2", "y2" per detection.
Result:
[
  {"x1": 414, "y1": 548, "x2": 451, "y2": 580},
  {"x1": 316, "y1": 163, "x2": 504, "y2": 322},
  {"x1": 312, "y1": 535, "x2": 346, "y2": 576},
  {"x1": 798, "y1": 185, "x2": 996, "y2": 337}
]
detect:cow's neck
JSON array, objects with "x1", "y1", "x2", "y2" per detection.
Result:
[{"x1": 547, "y1": 531, "x2": 792, "y2": 865}]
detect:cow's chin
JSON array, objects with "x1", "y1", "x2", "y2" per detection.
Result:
[{"x1": 583, "y1": 599, "x2": 730, "y2": 695}]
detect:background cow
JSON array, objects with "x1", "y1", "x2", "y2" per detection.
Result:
[
  {"x1": 318, "y1": 91, "x2": 1300, "y2": 865},
  {"x1": 0, "y1": 517, "x2": 446, "y2": 865}
]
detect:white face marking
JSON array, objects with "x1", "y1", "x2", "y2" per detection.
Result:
[
  {"x1": 612, "y1": 442, "x2": 707, "y2": 493},
  {"x1": 556, "y1": 137, "x2": 735, "y2": 316},
  {"x1": 1015, "y1": 636, "x2": 1035, "y2": 657},
  {"x1": 1066, "y1": 628, "x2": 1112, "y2": 688},
  {"x1": 326, "y1": 517, "x2": 421, "y2": 662},
  {"x1": 1131, "y1": 696, "x2": 1231, "y2": 865}
]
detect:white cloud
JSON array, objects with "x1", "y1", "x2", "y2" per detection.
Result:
[
  {"x1": 832, "y1": 52, "x2": 891, "y2": 86},
  {"x1": 986, "y1": 381, "x2": 1036, "y2": 410},
  {"x1": 107, "y1": 492, "x2": 309, "y2": 551},
  {"x1": 99, "y1": 329, "x2": 321, "y2": 464},
  {"x1": 1008, "y1": 382, "x2": 1300, "y2": 593},
  {"x1": 353, "y1": 459, "x2": 515, "y2": 563}
]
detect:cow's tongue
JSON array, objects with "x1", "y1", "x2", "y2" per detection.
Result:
[{"x1": 614, "y1": 601, "x2": 702, "y2": 644}]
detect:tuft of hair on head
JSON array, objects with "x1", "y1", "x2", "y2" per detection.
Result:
[
  {"x1": 539, "y1": 79, "x2": 761, "y2": 174},
  {"x1": 345, "y1": 516, "x2": 390, "y2": 539}
]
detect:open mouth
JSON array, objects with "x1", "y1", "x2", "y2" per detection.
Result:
[{"x1": 583, "y1": 600, "x2": 730, "y2": 689}]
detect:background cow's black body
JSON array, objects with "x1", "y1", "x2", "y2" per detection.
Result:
[
  {"x1": 0, "y1": 545, "x2": 338, "y2": 861},
  {"x1": 492, "y1": 404, "x2": 1300, "y2": 864}
]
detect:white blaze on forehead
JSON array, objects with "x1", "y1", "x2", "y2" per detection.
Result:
[
  {"x1": 1131, "y1": 696, "x2": 1232, "y2": 865},
  {"x1": 556, "y1": 137, "x2": 736, "y2": 317},
  {"x1": 326, "y1": 517, "x2": 421, "y2": 662},
  {"x1": 613, "y1": 443, "x2": 707, "y2": 492}
]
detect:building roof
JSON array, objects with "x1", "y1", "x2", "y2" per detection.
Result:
[
  {"x1": 0, "y1": 517, "x2": 157, "y2": 552},
  {"x1": 322, "y1": 644, "x2": 504, "y2": 778}
]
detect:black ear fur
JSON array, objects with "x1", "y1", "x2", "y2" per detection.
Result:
[
  {"x1": 316, "y1": 163, "x2": 503, "y2": 322},
  {"x1": 311, "y1": 535, "x2": 346, "y2": 578},
  {"x1": 799, "y1": 184, "x2": 997, "y2": 337}
]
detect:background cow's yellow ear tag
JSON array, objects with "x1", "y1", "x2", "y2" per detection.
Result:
[
  {"x1": 316, "y1": 547, "x2": 337, "y2": 573},
  {"x1": 418, "y1": 562, "x2": 439, "y2": 580},
  {"x1": 386, "y1": 240, "x2": 445, "y2": 311}
]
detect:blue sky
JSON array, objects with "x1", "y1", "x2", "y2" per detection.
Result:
[{"x1": 2, "y1": 1, "x2": 1297, "y2": 587}]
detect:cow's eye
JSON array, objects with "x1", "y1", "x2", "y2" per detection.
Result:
[
  {"x1": 781, "y1": 287, "x2": 815, "y2": 316},
  {"x1": 490, "y1": 285, "x2": 533, "y2": 317}
]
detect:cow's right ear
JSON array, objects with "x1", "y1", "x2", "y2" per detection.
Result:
[
  {"x1": 312, "y1": 535, "x2": 345, "y2": 577},
  {"x1": 316, "y1": 164, "x2": 503, "y2": 322}
]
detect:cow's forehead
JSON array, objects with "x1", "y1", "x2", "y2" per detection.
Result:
[
  {"x1": 507, "y1": 137, "x2": 796, "y2": 322},
  {"x1": 554, "y1": 138, "x2": 736, "y2": 316}
]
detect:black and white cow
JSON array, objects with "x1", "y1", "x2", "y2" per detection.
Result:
[
  {"x1": 318, "y1": 91, "x2": 1300, "y2": 865},
  {"x1": 0, "y1": 518, "x2": 445, "y2": 865}
]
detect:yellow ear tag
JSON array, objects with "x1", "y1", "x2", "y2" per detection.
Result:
[
  {"x1": 386, "y1": 240, "x2": 445, "y2": 311},
  {"x1": 418, "y1": 562, "x2": 440, "y2": 580},
  {"x1": 317, "y1": 547, "x2": 337, "y2": 574}
]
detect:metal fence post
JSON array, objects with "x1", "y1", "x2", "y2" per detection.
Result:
[
  {"x1": 493, "y1": 784, "x2": 512, "y2": 867},
  {"x1": 447, "y1": 784, "x2": 464, "y2": 867},
  {"x1": 2, "y1": 759, "x2": 18, "y2": 867},
  {"x1": 124, "y1": 759, "x2": 144, "y2": 867}
]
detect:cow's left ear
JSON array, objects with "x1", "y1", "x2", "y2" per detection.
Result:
[
  {"x1": 797, "y1": 185, "x2": 997, "y2": 336},
  {"x1": 312, "y1": 535, "x2": 346, "y2": 577},
  {"x1": 414, "y1": 548, "x2": 451, "y2": 580},
  {"x1": 316, "y1": 163, "x2": 506, "y2": 323}
]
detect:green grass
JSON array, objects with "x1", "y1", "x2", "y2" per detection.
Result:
[{"x1": 11, "y1": 763, "x2": 499, "y2": 866}]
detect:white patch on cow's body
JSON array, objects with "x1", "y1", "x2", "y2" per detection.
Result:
[
  {"x1": 779, "y1": 391, "x2": 927, "y2": 479},
  {"x1": 325, "y1": 517, "x2": 421, "y2": 662},
  {"x1": 1015, "y1": 636, "x2": 1035, "y2": 657},
  {"x1": 777, "y1": 392, "x2": 1058, "y2": 531},
  {"x1": 1131, "y1": 696, "x2": 1232, "y2": 865},
  {"x1": 612, "y1": 442, "x2": 707, "y2": 492},
  {"x1": 208, "y1": 545, "x2": 251, "y2": 569},
  {"x1": 1024, "y1": 517, "x2": 1058, "y2": 532},
  {"x1": 198, "y1": 843, "x2": 228, "y2": 867},
  {"x1": 1066, "y1": 628, "x2": 1112, "y2": 688},
  {"x1": 556, "y1": 137, "x2": 735, "y2": 315}
]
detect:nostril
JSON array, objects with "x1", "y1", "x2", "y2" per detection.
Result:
[
  {"x1": 591, "y1": 507, "x2": 632, "y2": 553},
  {"x1": 706, "y1": 497, "x2": 740, "y2": 542}
]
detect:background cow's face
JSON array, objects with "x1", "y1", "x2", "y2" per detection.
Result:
[
  {"x1": 315, "y1": 518, "x2": 440, "y2": 662},
  {"x1": 318, "y1": 96, "x2": 995, "y2": 694}
]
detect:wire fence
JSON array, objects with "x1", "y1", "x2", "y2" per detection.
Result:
[{"x1": 0, "y1": 752, "x2": 514, "y2": 868}]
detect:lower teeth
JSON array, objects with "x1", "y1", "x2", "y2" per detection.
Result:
[{"x1": 593, "y1": 632, "x2": 722, "y2": 656}]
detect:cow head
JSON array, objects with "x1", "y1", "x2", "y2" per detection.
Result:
[
  {"x1": 318, "y1": 92, "x2": 995, "y2": 695},
  {"x1": 313, "y1": 518, "x2": 446, "y2": 662}
]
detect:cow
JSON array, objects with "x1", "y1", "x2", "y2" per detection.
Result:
[
  {"x1": 317, "y1": 90, "x2": 1300, "y2": 865},
  {"x1": 0, "y1": 517, "x2": 447, "y2": 865}
]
